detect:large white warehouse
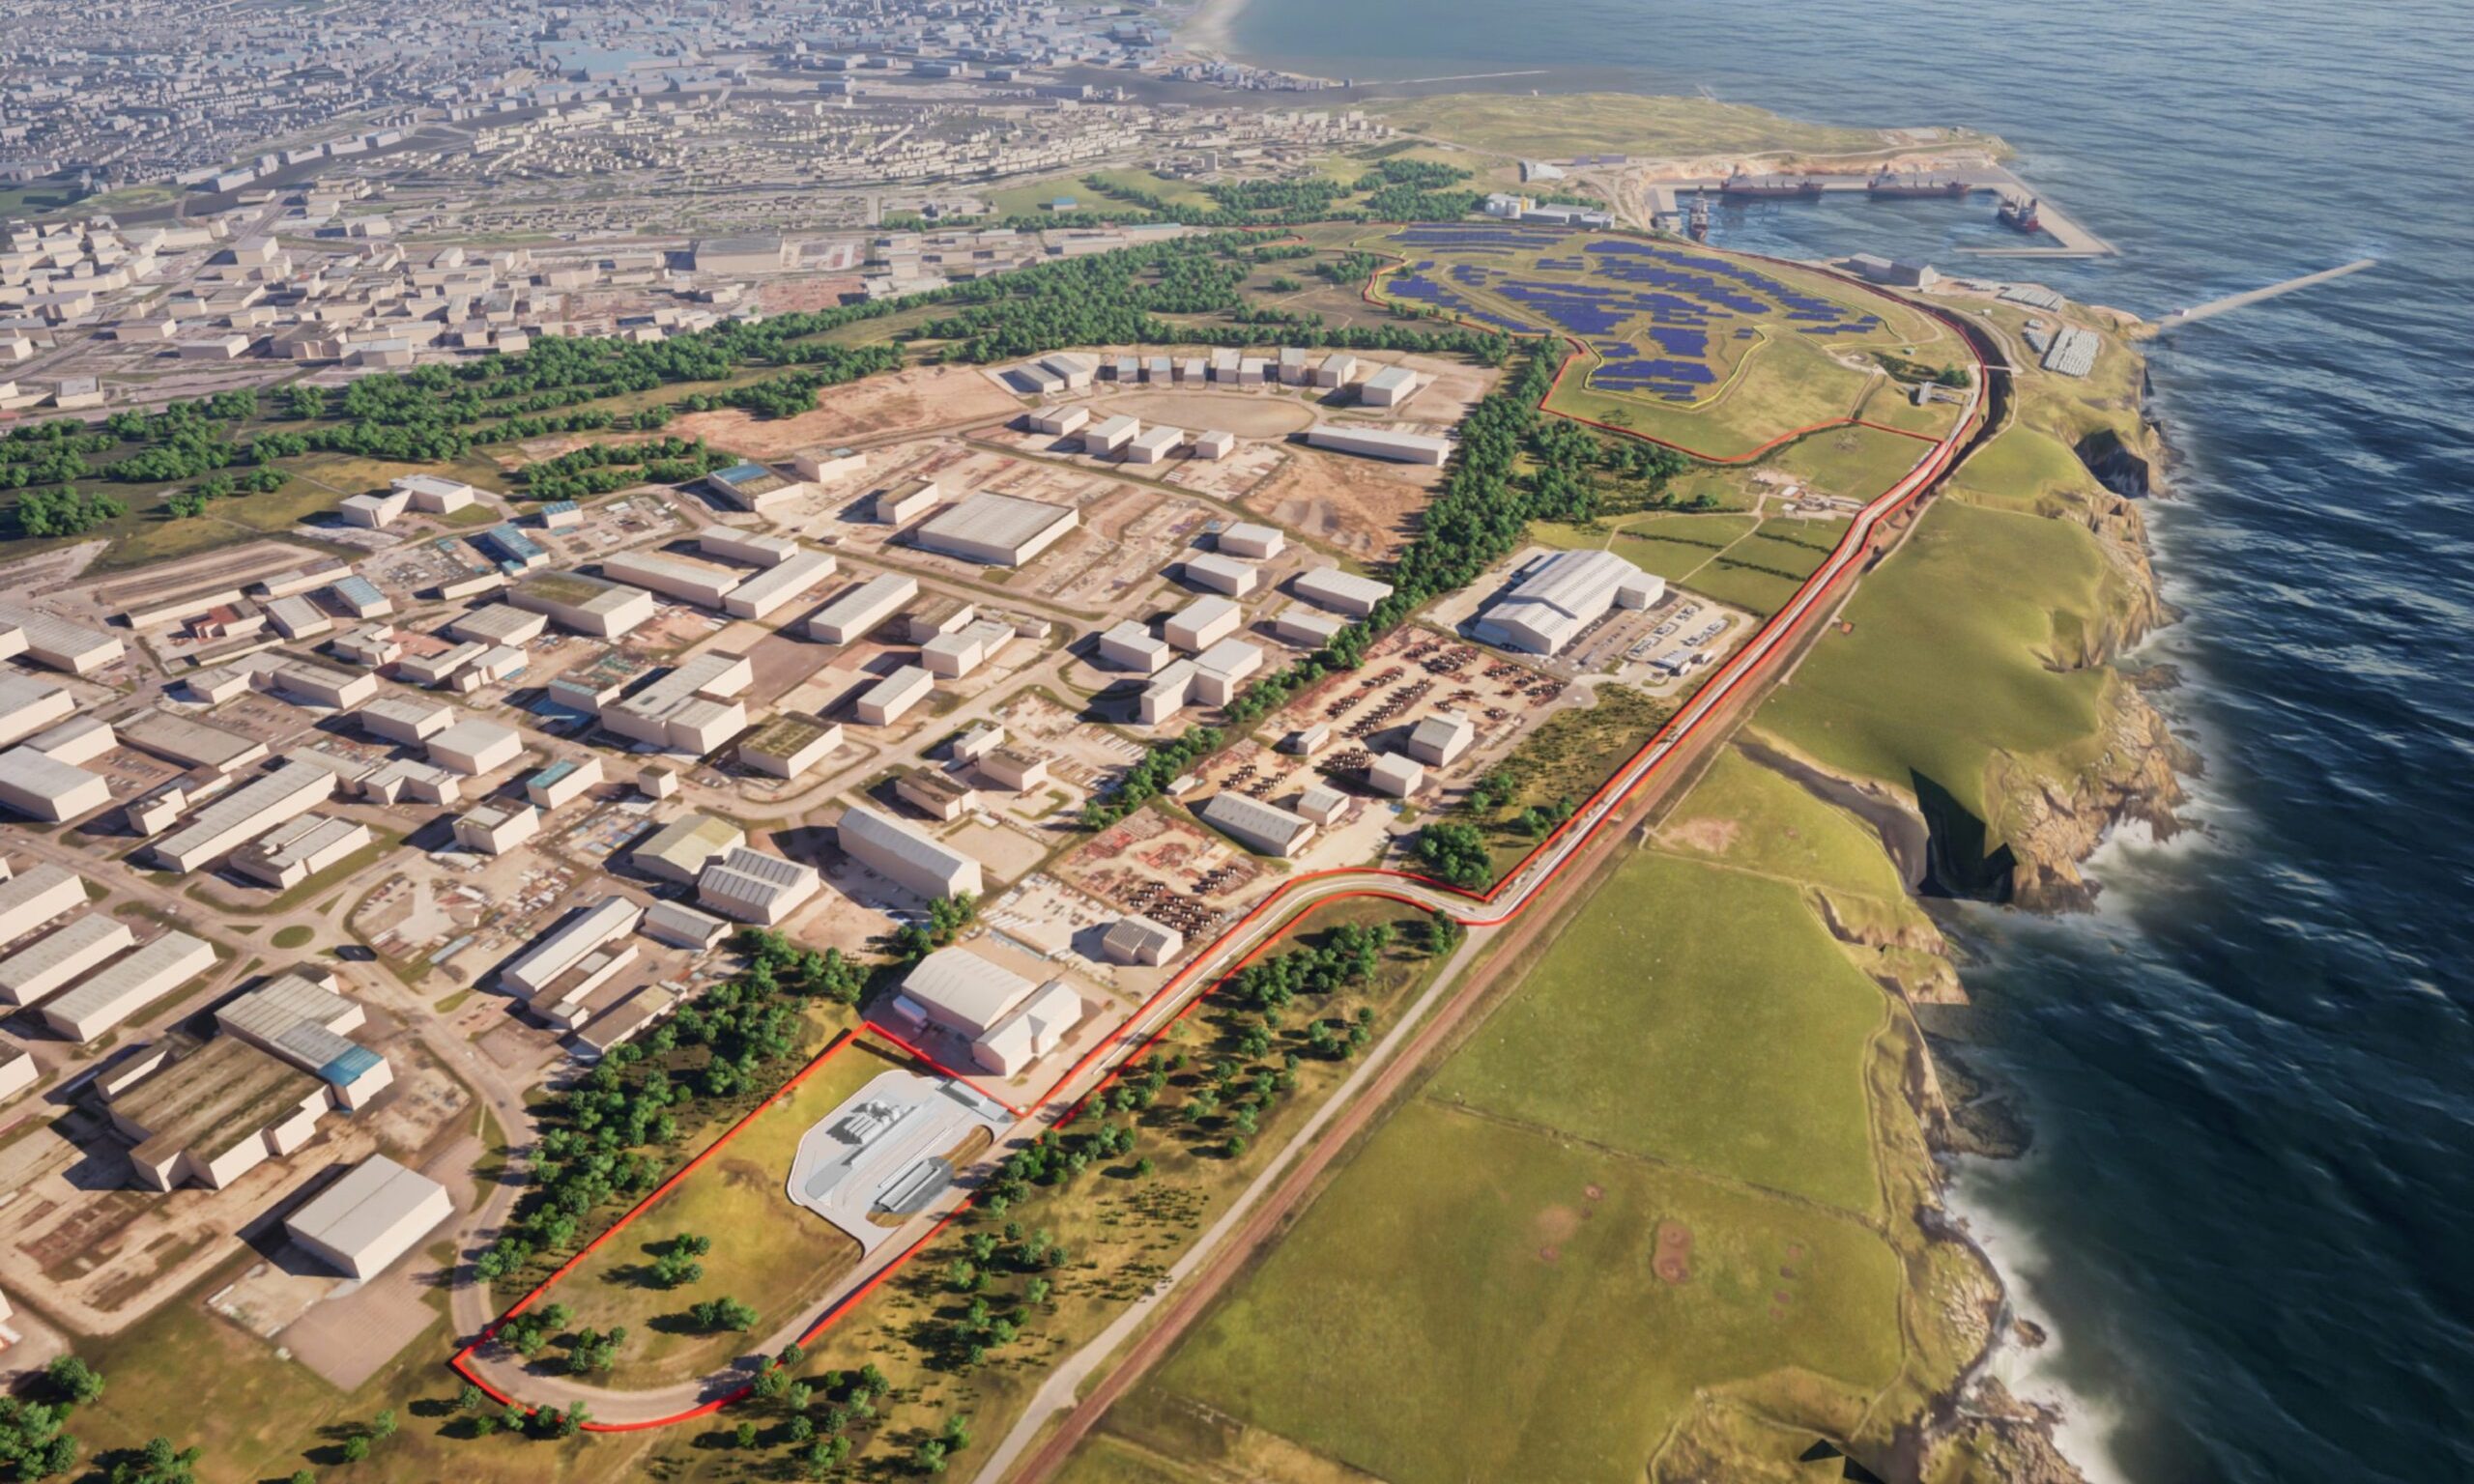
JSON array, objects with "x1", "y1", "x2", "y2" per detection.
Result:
[{"x1": 1472, "y1": 549, "x2": 1665, "y2": 655}]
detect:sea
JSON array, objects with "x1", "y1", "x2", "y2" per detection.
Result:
[{"x1": 1220, "y1": 2, "x2": 2474, "y2": 1480}]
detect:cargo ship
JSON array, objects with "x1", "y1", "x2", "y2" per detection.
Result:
[
  {"x1": 1997, "y1": 193, "x2": 2043, "y2": 233},
  {"x1": 1719, "y1": 168, "x2": 1825, "y2": 198},
  {"x1": 1866, "y1": 168, "x2": 1972, "y2": 199}
]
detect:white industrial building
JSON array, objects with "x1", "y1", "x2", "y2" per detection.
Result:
[
  {"x1": 1406, "y1": 711, "x2": 1478, "y2": 767},
  {"x1": 0, "y1": 606, "x2": 125, "y2": 674},
  {"x1": 231, "y1": 814, "x2": 372, "y2": 887},
  {"x1": 453, "y1": 803, "x2": 541, "y2": 855},
  {"x1": 357, "y1": 695, "x2": 455, "y2": 745},
  {"x1": 699, "y1": 528, "x2": 800, "y2": 568},
  {"x1": 604, "y1": 651, "x2": 753, "y2": 754},
  {"x1": 721, "y1": 549, "x2": 837, "y2": 620},
  {"x1": 0, "y1": 673, "x2": 75, "y2": 748},
  {"x1": 698, "y1": 846, "x2": 821, "y2": 926},
  {"x1": 631, "y1": 814, "x2": 746, "y2": 884},
  {"x1": 603, "y1": 549, "x2": 745, "y2": 609},
  {"x1": 1272, "y1": 605, "x2": 1350, "y2": 647},
  {"x1": 1182, "y1": 553, "x2": 1260, "y2": 597},
  {"x1": 1097, "y1": 620, "x2": 1171, "y2": 673},
  {"x1": 923, "y1": 619, "x2": 1013, "y2": 679},
  {"x1": 1124, "y1": 425, "x2": 1183, "y2": 465},
  {"x1": 1359, "y1": 365, "x2": 1422, "y2": 406},
  {"x1": 284, "y1": 1156, "x2": 452, "y2": 1278},
  {"x1": 642, "y1": 899, "x2": 730, "y2": 952},
  {"x1": 525, "y1": 756, "x2": 604, "y2": 810},
  {"x1": 1304, "y1": 425, "x2": 1451, "y2": 466},
  {"x1": 0, "y1": 746, "x2": 111, "y2": 821},
  {"x1": 1219, "y1": 522, "x2": 1286, "y2": 559},
  {"x1": 1080, "y1": 414, "x2": 1138, "y2": 456},
  {"x1": 512, "y1": 572, "x2": 658, "y2": 638},
  {"x1": 809, "y1": 572, "x2": 919, "y2": 643},
  {"x1": 393, "y1": 473, "x2": 477, "y2": 514},
  {"x1": 1028, "y1": 406, "x2": 1089, "y2": 438},
  {"x1": 1471, "y1": 549, "x2": 1665, "y2": 655},
  {"x1": 794, "y1": 447, "x2": 868, "y2": 485},
  {"x1": 854, "y1": 665, "x2": 935, "y2": 726},
  {"x1": 1165, "y1": 594, "x2": 1243, "y2": 652},
  {"x1": 0, "y1": 863, "x2": 85, "y2": 945},
  {"x1": 215, "y1": 968, "x2": 394, "y2": 1111},
  {"x1": 446, "y1": 604, "x2": 548, "y2": 646},
  {"x1": 912, "y1": 493, "x2": 1079, "y2": 567},
  {"x1": 41, "y1": 931, "x2": 216, "y2": 1042},
  {"x1": 1293, "y1": 566, "x2": 1396, "y2": 617},
  {"x1": 737, "y1": 717, "x2": 842, "y2": 780},
  {"x1": 1366, "y1": 752, "x2": 1426, "y2": 797},
  {"x1": 0, "y1": 915, "x2": 133, "y2": 1007},
  {"x1": 1199, "y1": 791, "x2": 1317, "y2": 857},
  {"x1": 1101, "y1": 916, "x2": 1182, "y2": 967},
  {"x1": 503, "y1": 897, "x2": 644, "y2": 997},
  {"x1": 152, "y1": 761, "x2": 334, "y2": 872},
  {"x1": 881, "y1": 946, "x2": 1086, "y2": 1076},
  {"x1": 873, "y1": 477, "x2": 943, "y2": 526},
  {"x1": 840, "y1": 804, "x2": 982, "y2": 899},
  {"x1": 426, "y1": 718, "x2": 523, "y2": 776},
  {"x1": 1191, "y1": 638, "x2": 1264, "y2": 705},
  {"x1": 122, "y1": 709, "x2": 269, "y2": 773},
  {"x1": 1190, "y1": 429, "x2": 1236, "y2": 461}
]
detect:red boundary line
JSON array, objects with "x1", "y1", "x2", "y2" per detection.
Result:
[{"x1": 447, "y1": 229, "x2": 1987, "y2": 1433}]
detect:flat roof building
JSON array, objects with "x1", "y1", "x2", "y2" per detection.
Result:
[
  {"x1": 1305, "y1": 424, "x2": 1451, "y2": 466},
  {"x1": 698, "y1": 846, "x2": 820, "y2": 926},
  {"x1": 809, "y1": 572, "x2": 919, "y2": 643},
  {"x1": 793, "y1": 447, "x2": 867, "y2": 485},
  {"x1": 1081, "y1": 414, "x2": 1139, "y2": 455},
  {"x1": 912, "y1": 493, "x2": 1079, "y2": 567},
  {"x1": 426, "y1": 718, "x2": 523, "y2": 776},
  {"x1": 230, "y1": 814, "x2": 372, "y2": 888},
  {"x1": 699, "y1": 528, "x2": 800, "y2": 568},
  {"x1": 1359, "y1": 364, "x2": 1422, "y2": 406},
  {"x1": 1193, "y1": 638, "x2": 1265, "y2": 706},
  {"x1": 525, "y1": 756, "x2": 604, "y2": 810},
  {"x1": 1124, "y1": 425, "x2": 1183, "y2": 465},
  {"x1": 706, "y1": 462, "x2": 811, "y2": 515},
  {"x1": 503, "y1": 897, "x2": 644, "y2": 997},
  {"x1": 855, "y1": 665, "x2": 934, "y2": 726},
  {"x1": 1406, "y1": 711, "x2": 1478, "y2": 767},
  {"x1": 393, "y1": 473, "x2": 476, "y2": 512},
  {"x1": 109, "y1": 1036, "x2": 324, "y2": 1190},
  {"x1": 1272, "y1": 605, "x2": 1350, "y2": 647},
  {"x1": 1028, "y1": 406, "x2": 1089, "y2": 438},
  {"x1": 1199, "y1": 791, "x2": 1317, "y2": 857},
  {"x1": 0, "y1": 915, "x2": 133, "y2": 1008},
  {"x1": 605, "y1": 651, "x2": 753, "y2": 755},
  {"x1": 1098, "y1": 619, "x2": 1171, "y2": 673},
  {"x1": 1191, "y1": 429, "x2": 1236, "y2": 461},
  {"x1": 42, "y1": 930, "x2": 216, "y2": 1042},
  {"x1": 1182, "y1": 553, "x2": 1260, "y2": 597},
  {"x1": 446, "y1": 604, "x2": 548, "y2": 646},
  {"x1": 1165, "y1": 594, "x2": 1243, "y2": 653},
  {"x1": 883, "y1": 946, "x2": 1085, "y2": 1075},
  {"x1": 356, "y1": 695, "x2": 455, "y2": 746},
  {"x1": 0, "y1": 746, "x2": 110, "y2": 821},
  {"x1": 1366, "y1": 751, "x2": 1426, "y2": 797},
  {"x1": 215, "y1": 968, "x2": 391, "y2": 1109},
  {"x1": 0, "y1": 673, "x2": 75, "y2": 749},
  {"x1": 873, "y1": 476, "x2": 943, "y2": 526},
  {"x1": 453, "y1": 803, "x2": 541, "y2": 856},
  {"x1": 0, "y1": 863, "x2": 85, "y2": 945},
  {"x1": 1219, "y1": 522, "x2": 1286, "y2": 559},
  {"x1": 1294, "y1": 566, "x2": 1396, "y2": 617},
  {"x1": 121, "y1": 709, "x2": 270, "y2": 774},
  {"x1": 896, "y1": 769, "x2": 977, "y2": 822},
  {"x1": 1101, "y1": 916, "x2": 1182, "y2": 967},
  {"x1": 604, "y1": 549, "x2": 745, "y2": 608},
  {"x1": 840, "y1": 804, "x2": 981, "y2": 899},
  {"x1": 738, "y1": 716, "x2": 842, "y2": 780},
  {"x1": 284, "y1": 1156, "x2": 452, "y2": 1278},
  {"x1": 0, "y1": 606, "x2": 124, "y2": 674},
  {"x1": 721, "y1": 549, "x2": 837, "y2": 620},
  {"x1": 513, "y1": 572, "x2": 657, "y2": 639}
]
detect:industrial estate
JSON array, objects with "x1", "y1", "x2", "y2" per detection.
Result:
[{"x1": 0, "y1": 6, "x2": 2179, "y2": 1483}]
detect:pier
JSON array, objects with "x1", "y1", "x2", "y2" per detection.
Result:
[
  {"x1": 1654, "y1": 163, "x2": 2117, "y2": 259},
  {"x1": 2158, "y1": 259, "x2": 2377, "y2": 328}
]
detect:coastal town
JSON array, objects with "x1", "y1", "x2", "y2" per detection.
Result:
[{"x1": 0, "y1": 3, "x2": 2186, "y2": 1483}]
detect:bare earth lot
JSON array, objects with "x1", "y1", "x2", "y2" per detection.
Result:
[{"x1": 671, "y1": 364, "x2": 1023, "y2": 459}]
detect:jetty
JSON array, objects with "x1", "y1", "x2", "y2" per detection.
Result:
[{"x1": 2159, "y1": 260, "x2": 2377, "y2": 328}]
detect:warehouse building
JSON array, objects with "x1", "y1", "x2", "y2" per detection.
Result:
[
  {"x1": 1101, "y1": 916, "x2": 1182, "y2": 967},
  {"x1": 1406, "y1": 711, "x2": 1477, "y2": 767},
  {"x1": 0, "y1": 1044, "x2": 32, "y2": 1102},
  {"x1": 1191, "y1": 638, "x2": 1264, "y2": 705},
  {"x1": 1297, "y1": 782, "x2": 1352, "y2": 826},
  {"x1": 121, "y1": 709, "x2": 269, "y2": 773},
  {"x1": 0, "y1": 606, "x2": 125, "y2": 674},
  {"x1": 1080, "y1": 414, "x2": 1139, "y2": 457},
  {"x1": 873, "y1": 476, "x2": 943, "y2": 526},
  {"x1": 395, "y1": 642, "x2": 485, "y2": 688},
  {"x1": 1294, "y1": 566, "x2": 1396, "y2": 617},
  {"x1": 1124, "y1": 425, "x2": 1183, "y2": 465},
  {"x1": 793, "y1": 447, "x2": 867, "y2": 485},
  {"x1": 1165, "y1": 594, "x2": 1242, "y2": 653},
  {"x1": 0, "y1": 672, "x2": 75, "y2": 747},
  {"x1": 912, "y1": 493, "x2": 1079, "y2": 567},
  {"x1": 642, "y1": 899, "x2": 730, "y2": 952},
  {"x1": 605, "y1": 651, "x2": 753, "y2": 754},
  {"x1": 512, "y1": 572, "x2": 657, "y2": 638},
  {"x1": 705, "y1": 462, "x2": 811, "y2": 515},
  {"x1": 698, "y1": 846, "x2": 820, "y2": 926},
  {"x1": 327, "y1": 576, "x2": 393, "y2": 620},
  {"x1": 265, "y1": 595, "x2": 331, "y2": 642},
  {"x1": 1314, "y1": 354, "x2": 1363, "y2": 387},
  {"x1": 265, "y1": 656, "x2": 379, "y2": 709},
  {"x1": 152, "y1": 761, "x2": 333, "y2": 871},
  {"x1": 840, "y1": 804, "x2": 981, "y2": 899},
  {"x1": 0, "y1": 746, "x2": 110, "y2": 821},
  {"x1": 1218, "y1": 522, "x2": 1286, "y2": 559},
  {"x1": 426, "y1": 718, "x2": 523, "y2": 776},
  {"x1": 216, "y1": 968, "x2": 393, "y2": 1110},
  {"x1": 0, "y1": 863, "x2": 85, "y2": 944},
  {"x1": 1304, "y1": 425, "x2": 1451, "y2": 466},
  {"x1": 338, "y1": 488, "x2": 410, "y2": 528},
  {"x1": 331, "y1": 624, "x2": 402, "y2": 668},
  {"x1": 42, "y1": 930, "x2": 216, "y2": 1042},
  {"x1": 738, "y1": 716, "x2": 843, "y2": 780},
  {"x1": 446, "y1": 603, "x2": 548, "y2": 646},
  {"x1": 1190, "y1": 429, "x2": 1236, "y2": 460},
  {"x1": 631, "y1": 814, "x2": 746, "y2": 884},
  {"x1": 356, "y1": 696, "x2": 455, "y2": 746},
  {"x1": 922, "y1": 620, "x2": 1006, "y2": 679},
  {"x1": 503, "y1": 897, "x2": 644, "y2": 997},
  {"x1": 1359, "y1": 364, "x2": 1422, "y2": 407},
  {"x1": 699, "y1": 528, "x2": 800, "y2": 568},
  {"x1": 1097, "y1": 620, "x2": 1171, "y2": 673},
  {"x1": 979, "y1": 746, "x2": 1050, "y2": 792},
  {"x1": 284, "y1": 1156, "x2": 452, "y2": 1278},
  {"x1": 231, "y1": 815, "x2": 372, "y2": 888},
  {"x1": 809, "y1": 572, "x2": 920, "y2": 643},
  {"x1": 896, "y1": 769, "x2": 977, "y2": 822},
  {"x1": 855, "y1": 665, "x2": 935, "y2": 726},
  {"x1": 475, "y1": 524, "x2": 549, "y2": 572},
  {"x1": 1028, "y1": 406, "x2": 1089, "y2": 438},
  {"x1": 525, "y1": 756, "x2": 603, "y2": 810},
  {"x1": 603, "y1": 549, "x2": 745, "y2": 608},
  {"x1": 109, "y1": 1036, "x2": 326, "y2": 1190},
  {"x1": 1182, "y1": 553, "x2": 1260, "y2": 597},
  {"x1": 453, "y1": 803, "x2": 540, "y2": 855},
  {"x1": 0, "y1": 915, "x2": 133, "y2": 1007},
  {"x1": 358, "y1": 758, "x2": 461, "y2": 806},
  {"x1": 1366, "y1": 752, "x2": 1426, "y2": 797},
  {"x1": 1471, "y1": 548, "x2": 1664, "y2": 655},
  {"x1": 880, "y1": 946, "x2": 1087, "y2": 1076},
  {"x1": 1199, "y1": 792, "x2": 1317, "y2": 857},
  {"x1": 900, "y1": 595, "x2": 976, "y2": 644},
  {"x1": 393, "y1": 473, "x2": 477, "y2": 514},
  {"x1": 1137, "y1": 659, "x2": 1199, "y2": 725},
  {"x1": 1272, "y1": 605, "x2": 1349, "y2": 647},
  {"x1": 722, "y1": 549, "x2": 837, "y2": 620}
]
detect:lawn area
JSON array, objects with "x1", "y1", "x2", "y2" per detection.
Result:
[
  {"x1": 1430, "y1": 849, "x2": 1888, "y2": 1216},
  {"x1": 550, "y1": 1038, "x2": 906, "y2": 1388},
  {"x1": 1369, "y1": 92, "x2": 1898, "y2": 160},
  {"x1": 1148, "y1": 1098, "x2": 1902, "y2": 1484},
  {"x1": 1947, "y1": 421, "x2": 2101, "y2": 513},
  {"x1": 1756, "y1": 499, "x2": 2126, "y2": 859},
  {"x1": 1545, "y1": 323, "x2": 1873, "y2": 460},
  {"x1": 1654, "y1": 746, "x2": 1911, "y2": 904},
  {"x1": 1768, "y1": 421, "x2": 1940, "y2": 500}
]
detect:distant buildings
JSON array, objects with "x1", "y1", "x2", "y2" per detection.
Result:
[{"x1": 1304, "y1": 425, "x2": 1450, "y2": 466}]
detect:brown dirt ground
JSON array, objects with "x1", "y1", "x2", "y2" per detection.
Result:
[
  {"x1": 1240, "y1": 446, "x2": 1441, "y2": 562},
  {"x1": 1100, "y1": 389, "x2": 1318, "y2": 438},
  {"x1": 1654, "y1": 1220, "x2": 1694, "y2": 1284},
  {"x1": 1662, "y1": 816, "x2": 1740, "y2": 855},
  {"x1": 670, "y1": 366, "x2": 1022, "y2": 460}
]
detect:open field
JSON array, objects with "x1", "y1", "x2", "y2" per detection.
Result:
[
  {"x1": 1769, "y1": 423, "x2": 1945, "y2": 499},
  {"x1": 546, "y1": 1039, "x2": 906, "y2": 1389},
  {"x1": 1366, "y1": 93, "x2": 1908, "y2": 161},
  {"x1": 1947, "y1": 420, "x2": 2103, "y2": 512},
  {"x1": 1656, "y1": 745, "x2": 1912, "y2": 901},
  {"x1": 1430, "y1": 849, "x2": 1888, "y2": 1216},
  {"x1": 1147, "y1": 1098, "x2": 1902, "y2": 1484},
  {"x1": 666, "y1": 363, "x2": 1025, "y2": 460},
  {"x1": 1756, "y1": 498, "x2": 2127, "y2": 860}
]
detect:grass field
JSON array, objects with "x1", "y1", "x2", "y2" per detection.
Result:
[
  {"x1": 1769, "y1": 422, "x2": 1941, "y2": 499},
  {"x1": 550, "y1": 1038, "x2": 905, "y2": 1388},
  {"x1": 1947, "y1": 421, "x2": 2101, "y2": 513},
  {"x1": 1150, "y1": 1099, "x2": 1901, "y2": 1484},
  {"x1": 1756, "y1": 499, "x2": 2126, "y2": 855},
  {"x1": 1656, "y1": 746, "x2": 1910, "y2": 903},
  {"x1": 1430, "y1": 850, "x2": 1887, "y2": 1216},
  {"x1": 1367, "y1": 93, "x2": 1900, "y2": 161}
]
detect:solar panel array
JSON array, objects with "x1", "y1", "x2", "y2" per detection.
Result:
[{"x1": 1381, "y1": 226, "x2": 1884, "y2": 402}]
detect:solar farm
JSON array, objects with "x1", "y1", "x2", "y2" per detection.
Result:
[{"x1": 1363, "y1": 222, "x2": 1962, "y2": 458}]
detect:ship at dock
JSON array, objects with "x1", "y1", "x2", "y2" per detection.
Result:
[
  {"x1": 1719, "y1": 167, "x2": 1825, "y2": 198},
  {"x1": 1866, "y1": 168, "x2": 1973, "y2": 199},
  {"x1": 1996, "y1": 192, "x2": 2044, "y2": 233}
]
